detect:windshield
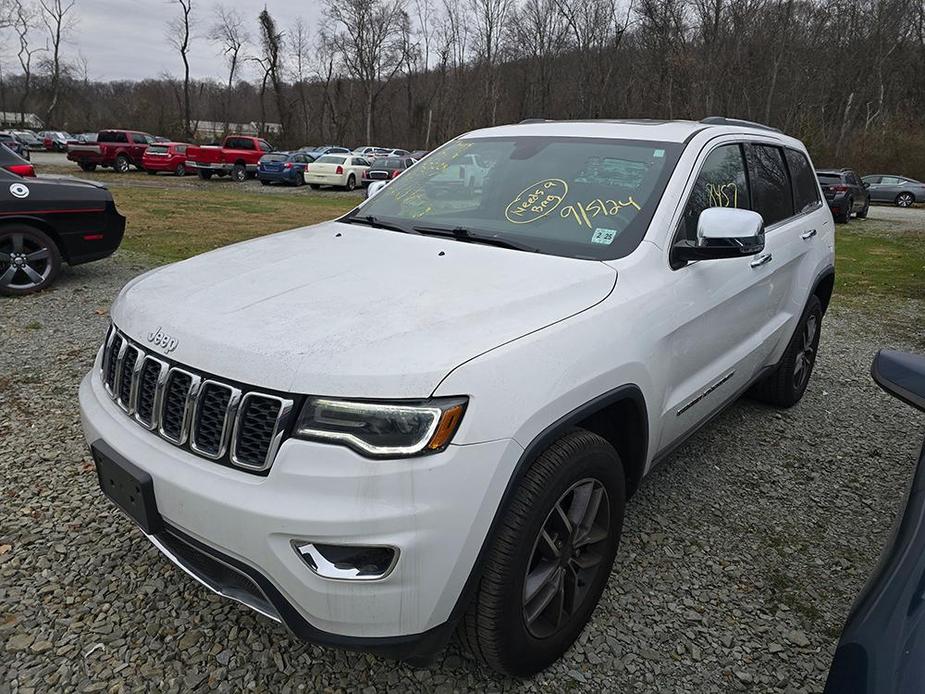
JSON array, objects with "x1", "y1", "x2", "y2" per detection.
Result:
[{"x1": 357, "y1": 136, "x2": 682, "y2": 260}]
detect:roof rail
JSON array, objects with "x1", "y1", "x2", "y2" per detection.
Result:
[
  {"x1": 518, "y1": 118, "x2": 548, "y2": 124},
  {"x1": 700, "y1": 116, "x2": 781, "y2": 133}
]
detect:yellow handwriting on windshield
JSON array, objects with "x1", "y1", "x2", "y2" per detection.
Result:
[
  {"x1": 505, "y1": 179, "x2": 568, "y2": 224},
  {"x1": 707, "y1": 182, "x2": 738, "y2": 208},
  {"x1": 560, "y1": 197, "x2": 640, "y2": 228}
]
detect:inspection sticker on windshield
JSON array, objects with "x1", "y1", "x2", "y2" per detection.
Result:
[{"x1": 591, "y1": 228, "x2": 620, "y2": 245}]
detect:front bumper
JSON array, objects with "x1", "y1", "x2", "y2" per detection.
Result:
[{"x1": 79, "y1": 367, "x2": 522, "y2": 651}]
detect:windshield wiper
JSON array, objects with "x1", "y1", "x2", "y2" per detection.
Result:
[
  {"x1": 345, "y1": 215, "x2": 414, "y2": 235},
  {"x1": 412, "y1": 225, "x2": 538, "y2": 253}
]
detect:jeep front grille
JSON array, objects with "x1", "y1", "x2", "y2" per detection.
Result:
[{"x1": 99, "y1": 326, "x2": 293, "y2": 473}]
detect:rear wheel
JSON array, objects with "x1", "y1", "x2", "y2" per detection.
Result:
[
  {"x1": 231, "y1": 164, "x2": 247, "y2": 182},
  {"x1": 78, "y1": 162, "x2": 96, "y2": 172},
  {"x1": 0, "y1": 225, "x2": 62, "y2": 296},
  {"x1": 198, "y1": 170, "x2": 213, "y2": 181},
  {"x1": 345, "y1": 174, "x2": 357, "y2": 191},
  {"x1": 460, "y1": 430, "x2": 625, "y2": 676},
  {"x1": 749, "y1": 295, "x2": 823, "y2": 407},
  {"x1": 113, "y1": 155, "x2": 130, "y2": 174},
  {"x1": 896, "y1": 192, "x2": 915, "y2": 207},
  {"x1": 836, "y1": 199, "x2": 851, "y2": 223}
]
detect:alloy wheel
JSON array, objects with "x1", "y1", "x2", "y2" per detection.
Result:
[
  {"x1": 898, "y1": 193, "x2": 913, "y2": 207},
  {"x1": 793, "y1": 313, "x2": 818, "y2": 390},
  {"x1": 523, "y1": 478, "x2": 611, "y2": 639},
  {"x1": 0, "y1": 232, "x2": 53, "y2": 292}
]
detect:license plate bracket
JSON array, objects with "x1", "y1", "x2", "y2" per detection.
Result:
[{"x1": 92, "y1": 442, "x2": 163, "y2": 534}]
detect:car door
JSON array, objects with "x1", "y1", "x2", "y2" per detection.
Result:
[
  {"x1": 864, "y1": 176, "x2": 883, "y2": 201},
  {"x1": 129, "y1": 133, "x2": 148, "y2": 163},
  {"x1": 657, "y1": 142, "x2": 781, "y2": 449},
  {"x1": 878, "y1": 176, "x2": 903, "y2": 202}
]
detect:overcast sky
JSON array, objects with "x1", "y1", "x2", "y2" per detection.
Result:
[{"x1": 59, "y1": 1, "x2": 324, "y2": 81}]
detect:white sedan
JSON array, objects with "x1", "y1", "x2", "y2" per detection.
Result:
[{"x1": 304, "y1": 155, "x2": 370, "y2": 191}]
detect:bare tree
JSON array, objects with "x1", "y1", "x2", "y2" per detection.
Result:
[
  {"x1": 323, "y1": 0, "x2": 411, "y2": 143},
  {"x1": 38, "y1": 0, "x2": 76, "y2": 126},
  {"x1": 289, "y1": 18, "x2": 313, "y2": 143},
  {"x1": 166, "y1": 0, "x2": 194, "y2": 139},
  {"x1": 256, "y1": 9, "x2": 290, "y2": 139},
  {"x1": 468, "y1": 0, "x2": 514, "y2": 124},
  {"x1": 209, "y1": 4, "x2": 248, "y2": 134},
  {"x1": 13, "y1": 0, "x2": 45, "y2": 125}
]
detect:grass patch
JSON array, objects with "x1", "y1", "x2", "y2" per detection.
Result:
[
  {"x1": 835, "y1": 220, "x2": 925, "y2": 300},
  {"x1": 110, "y1": 186, "x2": 356, "y2": 263}
]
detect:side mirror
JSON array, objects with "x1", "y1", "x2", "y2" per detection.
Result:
[
  {"x1": 366, "y1": 180, "x2": 388, "y2": 199},
  {"x1": 672, "y1": 207, "x2": 765, "y2": 264},
  {"x1": 871, "y1": 350, "x2": 925, "y2": 412}
]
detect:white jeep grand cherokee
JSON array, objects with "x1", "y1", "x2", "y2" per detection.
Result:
[{"x1": 80, "y1": 118, "x2": 835, "y2": 675}]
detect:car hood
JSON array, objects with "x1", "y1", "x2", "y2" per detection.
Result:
[{"x1": 111, "y1": 221, "x2": 617, "y2": 398}]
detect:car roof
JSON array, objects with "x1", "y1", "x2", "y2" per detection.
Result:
[{"x1": 462, "y1": 117, "x2": 805, "y2": 146}]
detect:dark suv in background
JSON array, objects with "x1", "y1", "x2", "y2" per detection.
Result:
[{"x1": 816, "y1": 168, "x2": 869, "y2": 223}]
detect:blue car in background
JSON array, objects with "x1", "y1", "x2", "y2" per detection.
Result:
[{"x1": 257, "y1": 151, "x2": 314, "y2": 186}]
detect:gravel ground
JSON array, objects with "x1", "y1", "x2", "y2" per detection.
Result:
[{"x1": 2, "y1": 251, "x2": 924, "y2": 693}]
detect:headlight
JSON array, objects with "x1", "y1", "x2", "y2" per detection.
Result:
[{"x1": 294, "y1": 396, "x2": 467, "y2": 458}]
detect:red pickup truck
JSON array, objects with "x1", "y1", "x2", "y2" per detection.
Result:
[
  {"x1": 185, "y1": 135, "x2": 273, "y2": 182},
  {"x1": 66, "y1": 129, "x2": 152, "y2": 173}
]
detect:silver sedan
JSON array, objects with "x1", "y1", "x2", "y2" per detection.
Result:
[{"x1": 862, "y1": 175, "x2": 925, "y2": 207}]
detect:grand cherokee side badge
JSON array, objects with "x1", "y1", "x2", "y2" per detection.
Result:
[{"x1": 147, "y1": 327, "x2": 179, "y2": 354}]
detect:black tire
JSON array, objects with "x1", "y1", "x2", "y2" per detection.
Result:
[
  {"x1": 345, "y1": 174, "x2": 357, "y2": 191},
  {"x1": 78, "y1": 162, "x2": 97, "y2": 172},
  {"x1": 175, "y1": 164, "x2": 186, "y2": 177},
  {"x1": 198, "y1": 170, "x2": 213, "y2": 181},
  {"x1": 231, "y1": 164, "x2": 247, "y2": 182},
  {"x1": 261, "y1": 179, "x2": 271, "y2": 186},
  {"x1": 460, "y1": 430, "x2": 625, "y2": 676},
  {"x1": 309, "y1": 184, "x2": 320, "y2": 190},
  {"x1": 856, "y1": 197, "x2": 869, "y2": 219},
  {"x1": 836, "y1": 199, "x2": 851, "y2": 224},
  {"x1": 749, "y1": 295, "x2": 823, "y2": 408},
  {"x1": 0, "y1": 225, "x2": 62, "y2": 296},
  {"x1": 896, "y1": 192, "x2": 915, "y2": 208},
  {"x1": 113, "y1": 154, "x2": 130, "y2": 174},
  {"x1": 146, "y1": 169, "x2": 157, "y2": 175}
]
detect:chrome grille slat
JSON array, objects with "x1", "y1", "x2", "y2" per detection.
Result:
[{"x1": 100, "y1": 327, "x2": 290, "y2": 472}]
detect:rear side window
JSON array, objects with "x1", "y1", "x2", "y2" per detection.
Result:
[
  {"x1": 747, "y1": 145, "x2": 794, "y2": 226},
  {"x1": 784, "y1": 149, "x2": 820, "y2": 214},
  {"x1": 679, "y1": 144, "x2": 751, "y2": 243},
  {"x1": 175, "y1": 145, "x2": 187, "y2": 154},
  {"x1": 99, "y1": 131, "x2": 127, "y2": 143}
]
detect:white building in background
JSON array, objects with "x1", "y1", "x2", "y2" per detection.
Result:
[
  {"x1": 191, "y1": 120, "x2": 282, "y2": 139},
  {"x1": 0, "y1": 112, "x2": 44, "y2": 129}
]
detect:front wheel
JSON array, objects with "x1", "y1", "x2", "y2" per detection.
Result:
[
  {"x1": 749, "y1": 294, "x2": 823, "y2": 407},
  {"x1": 0, "y1": 225, "x2": 62, "y2": 296},
  {"x1": 460, "y1": 430, "x2": 625, "y2": 676},
  {"x1": 896, "y1": 192, "x2": 915, "y2": 207},
  {"x1": 175, "y1": 164, "x2": 186, "y2": 177},
  {"x1": 113, "y1": 155, "x2": 130, "y2": 174}
]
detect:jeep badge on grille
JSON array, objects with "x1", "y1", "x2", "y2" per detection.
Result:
[{"x1": 147, "y1": 327, "x2": 179, "y2": 354}]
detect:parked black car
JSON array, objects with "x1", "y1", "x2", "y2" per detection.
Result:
[
  {"x1": 816, "y1": 168, "x2": 869, "y2": 223},
  {"x1": 824, "y1": 350, "x2": 925, "y2": 694},
  {"x1": 861, "y1": 175, "x2": 925, "y2": 208},
  {"x1": 0, "y1": 143, "x2": 36, "y2": 177},
  {"x1": 361, "y1": 156, "x2": 416, "y2": 185},
  {"x1": 0, "y1": 167, "x2": 126, "y2": 295},
  {"x1": 0, "y1": 132, "x2": 30, "y2": 161}
]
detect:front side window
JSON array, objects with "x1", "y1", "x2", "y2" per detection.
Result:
[
  {"x1": 784, "y1": 149, "x2": 820, "y2": 214},
  {"x1": 357, "y1": 136, "x2": 682, "y2": 260},
  {"x1": 678, "y1": 144, "x2": 750, "y2": 243},
  {"x1": 880, "y1": 176, "x2": 902, "y2": 185},
  {"x1": 747, "y1": 144, "x2": 794, "y2": 226}
]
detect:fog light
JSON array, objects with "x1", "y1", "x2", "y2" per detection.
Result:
[{"x1": 292, "y1": 541, "x2": 398, "y2": 581}]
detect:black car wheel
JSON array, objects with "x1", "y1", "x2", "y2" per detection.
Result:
[
  {"x1": 175, "y1": 164, "x2": 186, "y2": 177},
  {"x1": 113, "y1": 155, "x2": 131, "y2": 174},
  {"x1": 231, "y1": 164, "x2": 247, "y2": 182},
  {"x1": 460, "y1": 430, "x2": 625, "y2": 676},
  {"x1": 749, "y1": 295, "x2": 823, "y2": 407},
  {"x1": 897, "y1": 192, "x2": 915, "y2": 208},
  {"x1": 78, "y1": 163, "x2": 97, "y2": 172},
  {"x1": 345, "y1": 174, "x2": 357, "y2": 191},
  {"x1": 0, "y1": 225, "x2": 62, "y2": 296},
  {"x1": 198, "y1": 170, "x2": 213, "y2": 181},
  {"x1": 857, "y1": 197, "x2": 869, "y2": 219}
]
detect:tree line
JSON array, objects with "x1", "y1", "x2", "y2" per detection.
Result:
[{"x1": 1, "y1": 0, "x2": 924, "y2": 177}]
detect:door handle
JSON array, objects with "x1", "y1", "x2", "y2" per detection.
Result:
[
  {"x1": 801, "y1": 229, "x2": 817, "y2": 240},
  {"x1": 750, "y1": 253, "x2": 773, "y2": 268}
]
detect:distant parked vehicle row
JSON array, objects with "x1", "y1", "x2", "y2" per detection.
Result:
[
  {"x1": 0, "y1": 132, "x2": 30, "y2": 160},
  {"x1": 38, "y1": 131, "x2": 71, "y2": 151}
]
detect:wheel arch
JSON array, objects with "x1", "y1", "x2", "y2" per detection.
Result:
[
  {"x1": 811, "y1": 266, "x2": 836, "y2": 315},
  {"x1": 0, "y1": 216, "x2": 67, "y2": 262}
]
